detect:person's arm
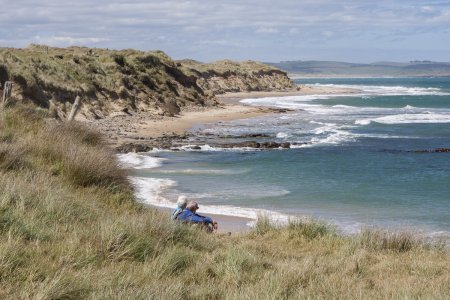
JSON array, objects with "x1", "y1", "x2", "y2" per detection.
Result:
[
  {"x1": 171, "y1": 208, "x2": 181, "y2": 220},
  {"x1": 190, "y1": 213, "x2": 213, "y2": 224}
]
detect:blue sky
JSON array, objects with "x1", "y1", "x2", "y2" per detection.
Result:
[{"x1": 1, "y1": 0, "x2": 449, "y2": 63}]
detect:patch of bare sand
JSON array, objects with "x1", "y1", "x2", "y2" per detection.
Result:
[{"x1": 136, "y1": 105, "x2": 278, "y2": 138}]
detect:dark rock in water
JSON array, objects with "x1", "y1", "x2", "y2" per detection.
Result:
[
  {"x1": 241, "y1": 141, "x2": 261, "y2": 148},
  {"x1": 276, "y1": 109, "x2": 294, "y2": 113},
  {"x1": 218, "y1": 140, "x2": 291, "y2": 149},
  {"x1": 116, "y1": 143, "x2": 152, "y2": 153},
  {"x1": 235, "y1": 133, "x2": 272, "y2": 138},
  {"x1": 413, "y1": 148, "x2": 450, "y2": 153},
  {"x1": 246, "y1": 133, "x2": 272, "y2": 138},
  {"x1": 191, "y1": 145, "x2": 202, "y2": 150},
  {"x1": 260, "y1": 141, "x2": 280, "y2": 148}
]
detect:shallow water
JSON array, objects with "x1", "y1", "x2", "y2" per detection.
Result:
[{"x1": 120, "y1": 77, "x2": 450, "y2": 238}]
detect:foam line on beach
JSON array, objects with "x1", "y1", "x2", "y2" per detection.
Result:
[
  {"x1": 152, "y1": 168, "x2": 251, "y2": 175},
  {"x1": 127, "y1": 173, "x2": 450, "y2": 239},
  {"x1": 311, "y1": 83, "x2": 450, "y2": 96},
  {"x1": 117, "y1": 153, "x2": 166, "y2": 169},
  {"x1": 118, "y1": 152, "x2": 292, "y2": 227},
  {"x1": 355, "y1": 112, "x2": 450, "y2": 125},
  {"x1": 129, "y1": 176, "x2": 292, "y2": 226}
]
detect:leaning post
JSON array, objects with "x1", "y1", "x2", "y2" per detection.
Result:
[
  {"x1": 2, "y1": 81, "x2": 13, "y2": 108},
  {"x1": 67, "y1": 96, "x2": 81, "y2": 121}
]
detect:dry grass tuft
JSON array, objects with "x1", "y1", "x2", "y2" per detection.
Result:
[{"x1": 358, "y1": 228, "x2": 424, "y2": 252}]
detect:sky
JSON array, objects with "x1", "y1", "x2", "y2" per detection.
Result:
[{"x1": 1, "y1": 0, "x2": 450, "y2": 63}]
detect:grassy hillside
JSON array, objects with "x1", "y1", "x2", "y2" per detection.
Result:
[
  {"x1": 270, "y1": 60, "x2": 450, "y2": 77},
  {"x1": 1, "y1": 105, "x2": 449, "y2": 299},
  {"x1": 179, "y1": 59, "x2": 293, "y2": 94},
  {"x1": 0, "y1": 45, "x2": 293, "y2": 120}
]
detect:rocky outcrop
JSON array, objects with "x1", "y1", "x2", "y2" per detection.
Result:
[
  {"x1": 413, "y1": 148, "x2": 450, "y2": 153},
  {"x1": 219, "y1": 141, "x2": 291, "y2": 149},
  {"x1": 0, "y1": 45, "x2": 293, "y2": 120}
]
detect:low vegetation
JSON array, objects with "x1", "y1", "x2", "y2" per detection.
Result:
[{"x1": 0, "y1": 106, "x2": 449, "y2": 299}]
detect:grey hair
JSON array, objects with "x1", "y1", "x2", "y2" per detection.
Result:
[{"x1": 177, "y1": 195, "x2": 187, "y2": 207}]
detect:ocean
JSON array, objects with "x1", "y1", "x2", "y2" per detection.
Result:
[{"x1": 119, "y1": 77, "x2": 450, "y2": 239}]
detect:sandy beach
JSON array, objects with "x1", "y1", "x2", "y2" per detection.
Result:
[
  {"x1": 92, "y1": 84, "x2": 360, "y2": 148},
  {"x1": 139, "y1": 84, "x2": 360, "y2": 139},
  {"x1": 136, "y1": 105, "x2": 279, "y2": 139}
]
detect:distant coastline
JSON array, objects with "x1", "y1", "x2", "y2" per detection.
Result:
[
  {"x1": 268, "y1": 60, "x2": 450, "y2": 78},
  {"x1": 289, "y1": 74, "x2": 450, "y2": 79}
]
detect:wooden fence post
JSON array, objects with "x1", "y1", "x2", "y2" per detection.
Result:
[
  {"x1": 2, "y1": 81, "x2": 13, "y2": 107},
  {"x1": 68, "y1": 96, "x2": 81, "y2": 121}
]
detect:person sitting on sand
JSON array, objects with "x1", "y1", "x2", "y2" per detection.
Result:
[
  {"x1": 177, "y1": 201, "x2": 218, "y2": 232},
  {"x1": 171, "y1": 195, "x2": 188, "y2": 220}
]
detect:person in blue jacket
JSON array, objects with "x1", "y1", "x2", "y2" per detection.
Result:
[{"x1": 176, "y1": 201, "x2": 218, "y2": 232}]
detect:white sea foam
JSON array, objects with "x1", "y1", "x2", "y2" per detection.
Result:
[
  {"x1": 242, "y1": 97, "x2": 385, "y2": 116},
  {"x1": 175, "y1": 144, "x2": 262, "y2": 152},
  {"x1": 154, "y1": 168, "x2": 251, "y2": 175},
  {"x1": 311, "y1": 129, "x2": 355, "y2": 145},
  {"x1": 312, "y1": 122, "x2": 339, "y2": 134},
  {"x1": 186, "y1": 188, "x2": 291, "y2": 200},
  {"x1": 129, "y1": 176, "x2": 292, "y2": 226},
  {"x1": 313, "y1": 83, "x2": 450, "y2": 96},
  {"x1": 240, "y1": 83, "x2": 449, "y2": 113},
  {"x1": 332, "y1": 104, "x2": 355, "y2": 109},
  {"x1": 130, "y1": 176, "x2": 178, "y2": 207},
  {"x1": 117, "y1": 153, "x2": 165, "y2": 169},
  {"x1": 355, "y1": 113, "x2": 450, "y2": 125},
  {"x1": 128, "y1": 171, "x2": 449, "y2": 239},
  {"x1": 276, "y1": 132, "x2": 289, "y2": 138},
  {"x1": 240, "y1": 95, "x2": 336, "y2": 110}
]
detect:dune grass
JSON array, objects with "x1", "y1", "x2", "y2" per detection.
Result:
[{"x1": 0, "y1": 105, "x2": 449, "y2": 299}]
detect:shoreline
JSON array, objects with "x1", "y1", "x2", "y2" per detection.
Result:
[
  {"x1": 111, "y1": 84, "x2": 361, "y2": 232},
  {"x1": 91, "y1": 84, "x2": 360, "y2": 148}
]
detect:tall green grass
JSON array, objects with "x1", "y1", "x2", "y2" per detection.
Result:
[{"x1": 0, "y1": 105, "x2": 449, "y2": 299}]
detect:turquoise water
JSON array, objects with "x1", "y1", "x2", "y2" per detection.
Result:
[{"x1": 125, "y1": 77, "x2": 450, "y2": 237}]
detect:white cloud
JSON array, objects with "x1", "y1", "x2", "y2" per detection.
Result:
[
  {"x1": 256, "y1": 27, "x2": 279, "y2": 34},
  {"x1": 33, "y1": 35, "x2": 108, "y2": 46},
  {"x1": 0, "y1": 0, "x2": 449, "y2": 61},
  {"x1": 322, "y1": 31, "x2": 334, "y2": 38}
]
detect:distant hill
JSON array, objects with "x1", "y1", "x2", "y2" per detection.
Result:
[{"x1": 268, "y1": 60, "x2": 450, "y2": 77}]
